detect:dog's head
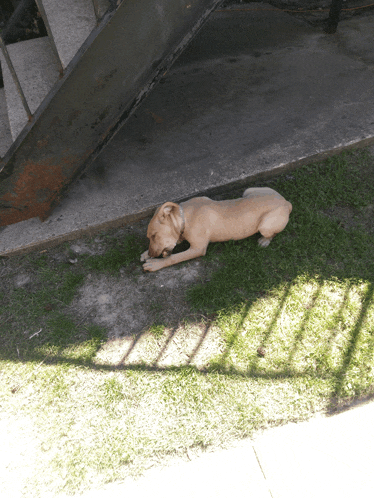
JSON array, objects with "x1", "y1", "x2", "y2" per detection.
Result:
[{"x1": 146, "y1": 202, "x2": 184, "y2": 258}]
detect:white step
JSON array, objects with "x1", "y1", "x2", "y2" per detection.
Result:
[
  {"x1": 1, "y1": 37, "x2": 60, "y2": 140},
  {"x1": 41, "y1": 0, "x2": 97, "y2": 68},
  {"x1": 0, "y1": 86, "x2": 13, "y2": 157}
]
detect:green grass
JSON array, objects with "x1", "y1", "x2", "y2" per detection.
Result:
[
  {"x1": 0, "y1": 260, "x2": 103, "y2": 365},
  {"x1": 149, "y1": 322, "x2": 167, "y2": 338},
  {"x1": 189, "y1": 153, "x2": 374, "y2": 310},
  {"x1": 82, "y1": 234, "x2": 144, "y2": 273},
  {"x1": 187, "y1": 149, "x2": 374, "y2": 399},
  {"x1": 0, "y1": 234, "x2": 144, "y2": 365},
  {"x1": 0, "y1": 149, "x2": 374, "y2": 496}
]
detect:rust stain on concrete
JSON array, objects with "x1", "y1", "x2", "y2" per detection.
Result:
[{"x1": 0, "y1": 157, "x2": 74, "y2": 227}]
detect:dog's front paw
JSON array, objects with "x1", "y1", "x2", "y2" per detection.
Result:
[
  {"x1": 142, "y1": 258, "x2": 165, "y2": 272},
  {"x1": 140, "y1": 250, "x2": 150, "y2": 262}
]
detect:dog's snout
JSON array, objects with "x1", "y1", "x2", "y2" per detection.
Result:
[{"x1": 148, "y1": 245, "x2": 158, "y2": 258}]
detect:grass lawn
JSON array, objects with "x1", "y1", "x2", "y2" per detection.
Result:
[{"x1": 1, "y1": 148, "x2": 374, "y2": 496}]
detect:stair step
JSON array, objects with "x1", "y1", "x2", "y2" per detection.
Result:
[
  {"x1": 0, "y1": 86, "x2": 13, "y2": 157},
  {"x1": 0, "y1": 36, "x2": 60, "y2": 140},
  {"x1": 41, "y1": 0, "x2": 97, "y2": 68}
]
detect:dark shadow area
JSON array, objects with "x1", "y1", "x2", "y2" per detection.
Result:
[
  {"x1": 174, "y1": 4, "x2": 314, "y2": 66},
  {"x1": 1, "y1": 0, "x2": 47, "y2": 45}
]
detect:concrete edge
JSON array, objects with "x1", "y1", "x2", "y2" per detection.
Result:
[
  {"x1": 0, "y1": 209, "x2": 154, "y2": 258},
  {"x1": 2, "y1": 135, "x2": 374, "y2": 258}
]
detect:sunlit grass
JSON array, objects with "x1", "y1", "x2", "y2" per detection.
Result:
[{"x1": 208, "y1": 277, "x2": 374, "y2": 397}]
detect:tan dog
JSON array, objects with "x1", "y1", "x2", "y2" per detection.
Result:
[{"x1": 141, "y1": 187, "x2": 292, "y2": 272}]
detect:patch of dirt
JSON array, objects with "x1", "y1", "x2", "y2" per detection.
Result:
[
  {"x1": 322, "y1": 204, "x2": 374, "y2": 234},
  {"x1": 66, "y1": 257, "x2": 224, "y2": 368},
  {"x1": 68, "y1": 259, "x2": 207, "y2": 339}
]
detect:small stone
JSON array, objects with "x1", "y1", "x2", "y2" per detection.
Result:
[
  {"x1": 14, "y1": 274, "x2": 31, "y2": 288},
  {"x1": 257, "y1": 347, "x2": 266, "y2": 357},
  {"x1": 70, "y1": 244, "x2": 82, "y2": 254}
]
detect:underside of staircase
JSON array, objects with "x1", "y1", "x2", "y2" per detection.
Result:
[{"x1": 0, "y1": 0, "x2": 223, "y2": 228}]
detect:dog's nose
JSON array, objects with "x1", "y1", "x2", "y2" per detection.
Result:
[{"x1": 148, "y1": 245, "x2": 158, "y2": 258}]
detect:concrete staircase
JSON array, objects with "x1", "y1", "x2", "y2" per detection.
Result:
[{"x1": 0, "y1": 0, "x2": 109, "y2": 154}]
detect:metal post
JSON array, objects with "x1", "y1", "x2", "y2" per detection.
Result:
[
  {"x1": 92, "y1": 0, "x2": 101, "y2": 22},
  {"x1": 0, "y1": 36, "x2": 33, "y2": 119},
  {"x1": 34, "y1": 0, "x2": 64, "y2": 76},
  {"x1": 325, "y1": 0, "x2": 344, "y2": 34}
]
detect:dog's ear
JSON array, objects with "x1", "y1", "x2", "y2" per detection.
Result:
[
  {"x1": 158, "y1": 202, "x2": 179, "y2": 220},
  {"x1": 158, "y1": 202, "x2": 183, "y2": 234}
]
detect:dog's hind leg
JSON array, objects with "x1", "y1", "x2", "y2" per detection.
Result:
[
  {"x1": 258, "y1": 235, "x2": 274, "y2": 248},
  {"x1": 257, "y1": 206, "x2": 290, "y2": 247}
]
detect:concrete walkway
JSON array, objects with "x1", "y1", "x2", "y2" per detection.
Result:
[
  {"x1": 1, "y1": 3, "x2": 374, "y2": 256},
  {"x1": 77, "y1": 399, "x2": 374, "y2": 498}
]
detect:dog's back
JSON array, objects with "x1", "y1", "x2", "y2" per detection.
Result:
[{"x1": 243, "y1": 187, "x2": 292, "y2": 213}]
